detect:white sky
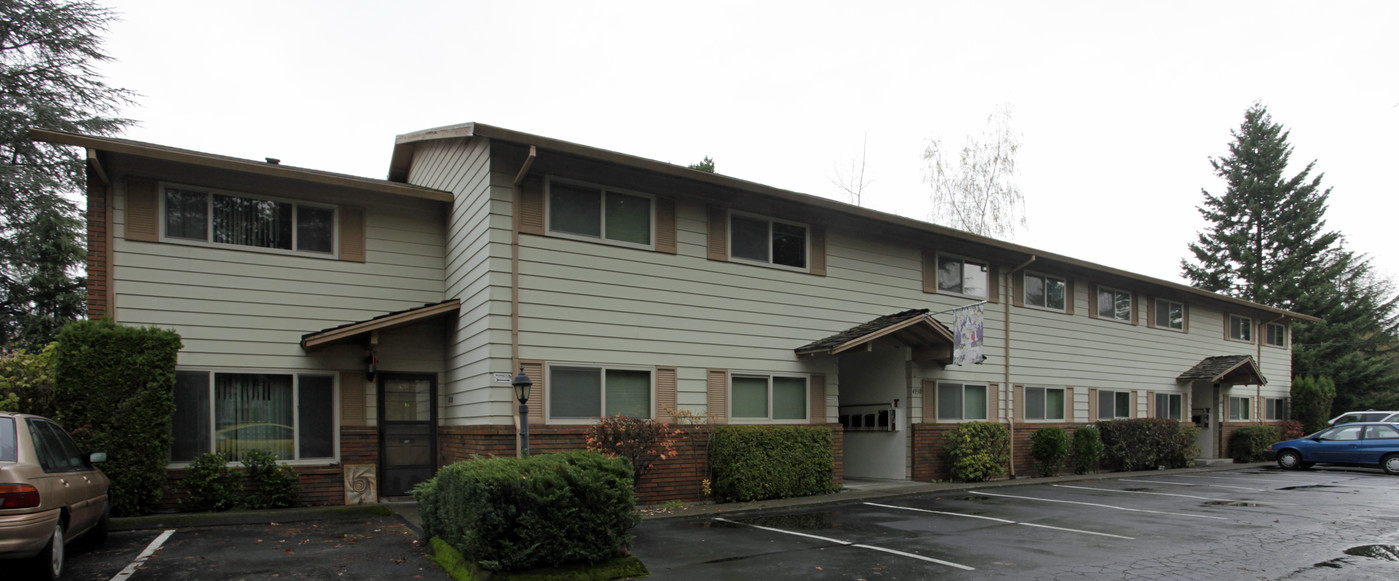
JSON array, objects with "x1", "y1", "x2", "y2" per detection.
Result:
[{"x1": 98, "y1": 0, "x2": 1399, "y2": 287}]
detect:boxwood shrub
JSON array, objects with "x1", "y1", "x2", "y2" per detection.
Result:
[
  {"x1": 1029, "y1": 426, "x2": 1071, "y2": 477},
  {"x1": 1071, "y1": 425, "x2": 1104, "y2": 474},
  {"x1": 1097, "y1": 418, "x2": 1198, "y2": 471},
  {"x1": 943, "y1": 421, "x2": 1010, "y2": 482},
  {"x1": 709, "y1": 425, "x2": 838, "y2": 502},
  {"x1": 1228, "y1": 425, "x2": 1282, "y2": 463},
  {"x1": 412, "y1": 451, "x2": 639, "y2": 572}
]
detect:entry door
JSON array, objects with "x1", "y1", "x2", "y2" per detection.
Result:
[{"x1": 379, "y1": 373, "x2": 437, "y2": 497}]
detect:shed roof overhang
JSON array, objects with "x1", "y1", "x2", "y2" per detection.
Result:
[
  {"x1": 1176, "y1": 355, "x2": 1267, "y2": 386},
  {"x1": 301, "y1": 299, "x2": 460, "y2": 351},
  {"x1": 795, "y1": 309, "x2": 957, "y2": 365}
]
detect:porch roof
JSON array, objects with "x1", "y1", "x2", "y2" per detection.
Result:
[
  {"x1": 1176, "y1": 355, "x2": 1267, "y2": 385},
  {"x1": 795, "y1": 309, "x2": 956, "y2": 364},
  {"x1": 300, "y1": 299, "x2": 460, "y2": 350}
]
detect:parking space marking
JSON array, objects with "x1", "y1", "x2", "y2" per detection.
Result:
[
  {"x1": 1055, "y1": 484, "x2": 1296, "y2": 506},
  {"x1": 967, "y1": 490, "x2": 1228, "y2": 520},
  {"x1": 1121, "y1": 478, "x2": 1264, "y2": 492},
  {"x1": 712, "y1": 517, "x2": 974, "y2": 571},
  {"x1": 1177, "y1": 473, "x2": 1396, "y2": 490},
  {"x1": 865, "y1": 502, "x2": 1134, "y2": 540},
  {"x1": 110, "y1": 528, "x2": 175, "y2": 581}
]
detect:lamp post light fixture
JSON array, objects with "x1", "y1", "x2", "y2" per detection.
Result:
[{"x1": 512, "y1": 367, "x2": 533, "y2": 457}]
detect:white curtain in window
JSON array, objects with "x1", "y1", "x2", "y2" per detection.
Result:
[{"x1": 215, "y1": 373, "x2": 294, "y2": 460}]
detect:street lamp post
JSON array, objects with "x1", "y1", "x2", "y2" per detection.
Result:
[{"x1": 512, "y1": 367, "x2": 533, "y2": 457}]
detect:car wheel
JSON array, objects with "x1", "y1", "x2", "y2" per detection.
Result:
[
  {"x1": 1277, "y1": 450, "x2": 1303, "y2": 470},
  {"x1": 30, "y1": 518, "x2": 64, "y2": 581},
  {"x1": 1383, "y1": 454, "x2": 1399, "y2": 476}
]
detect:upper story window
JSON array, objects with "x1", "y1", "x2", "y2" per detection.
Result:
[
  {"x1": 164, "y1": 185, "x2": 335, "y2": 255},
  {"x1": 547, "y1": 180, "x2": 653, "y2": 247},
  {"x1": 730, "y1": 212, "x2": 807, "y2": 270},
  {"x1": 1097, "y1": 287, "x2": 1132, "y2": 322},
  {"x1": 1228, "y1": 315, "x2": 1253, "y2": 343},
  {"x1": 1265, "y1": 322, "x2": 1286, "y2": 347},
  {"x1": 938, "y1": 256, "x2": 988, "y2": 298},
  {"x1": 731, "y1": 374, "x2": 808, "y2": 422},
  {"x1": 1155, "y1": 299, "x2": 1185, "y2": 331},
  {"x1": 548, "y1": 366, "x2": 652, "y2": 422},
  {"x1": 1024, "y1": 272, "x2": 1066, "y2": 311}
]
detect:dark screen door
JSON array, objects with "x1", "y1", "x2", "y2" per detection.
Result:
[{"x1": 379, "y1": 373, "x2": 436, "y2": 497}]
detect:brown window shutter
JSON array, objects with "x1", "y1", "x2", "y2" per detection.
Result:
[
  {"x1": 521, "y1": 360, "x2": 545, "y2": 424},
  {"x1": 1064, "y1": 387, "x2": 1075, "y2": 422},
  {"x1": 1130, "y1": 390, "x2": 1139, "y2": 419},
  {"x1": 986, "y1": 263, "x2": 1000, "y2": 303},
  {"x1": 125, "y1": 176, "x2": 159, "y2": 242},
  {"x1": 1182, "y1": 304, "x2": 1190, "y2": 333},
  {"x1": 922, "y1": 251, "x2": 938, "y2": 294},
  {"x1": 1088, "y1": 285, "x2": 1099, "y2": 319},
  {"x1": 1147, "y1": 297, "x2": 1157, "y2": 328},
  {"x1": 1147, "y1": 391, "x2": 1156, "y2": 418},
  {"x1": 1064, "y1": 277, "x2": 1075, "y2": 315},
  {"x1": 1131, "y1": 292, "x2": 1140, "y2": 325},
  {"x1": 922, "y1": 380, "x2": 938, "y2": 423},
  {"x1": 339, "y1": 206, "x2": 366, "y2": 263},
  {"x1": 518, "y1": 176, "x2": 545, "y2": 236},
  {"x1": 656, "y1": 366, "x2": 678, "y2": 422},
  {"x1": 1088, "y1": 388, "x2": 1098, "y2": 421},
  {"x1": 707, "y1": 206, "x2": 728, "y2": 261},
  {"x1": 1222, "y1": 316, "x2": 1229, "y2": 341},
  {"x1": 706, "y1": 369, "x2": 728, "y2": 424},
  {"x1": 987, "y1": 383, "x2": 999, "y2": 421},
  {"x1": 339, "y1": 371, "x2": 366, "y2": 426},
  {"x1": 808, "y1": 225, "x2": 826, "y2": 276},
  {"x1": 1013, "y1": 384, "x2": 1025, "y2": 422},
  {"x1": 809, "y1": 373, "x2": 826, "y2": 424},
  {"x1": 655, "y1": 197, "x2": 677, "y2": 254},
  {"x1": 1012, "y1": 272, "x2": 1024, "y2": 307}
]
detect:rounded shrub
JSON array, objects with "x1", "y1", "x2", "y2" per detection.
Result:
[
  {"x1": 943, "y1": 421, "x2": 1010, "y2": 482},
  {"x1": 1071, "y1": 425, "x2": 1104, "y2": 474},
  {"x1": 1029, "y1": 426, "x2": 1071, "y2": 477},
  {"x1": 183, "y1": 452, "x2": 240, "y2": 512}
]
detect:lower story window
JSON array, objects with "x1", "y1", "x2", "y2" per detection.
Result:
[
  {"x1": 172, "y1": 370, "x2": 335, "y2": 462},
  {"x1": 732, "y1": 375, "x2": 808, "y2": 422},
  {"x1": 938, "y1": 382, "x2": 988, "y2": 420},
  {"x1": 1264, "y1": 397, "x2": 1288, "y2": 420},
  {"x1": 1229, "y1": 396, "x2": 1252, "y2": 420},
  {"x1": 1025, "y1": 387, "x2": 1065, "y2": 421},
  {"x1": 1098, "y1": 390, "x2": 1131, "y2": 420},
  {"x1": 1154, "y1": 393, "x2": 1183, "y2": 420},
  {"x1": 549, "y1": 366, "x2": 652, "y2": 421}
]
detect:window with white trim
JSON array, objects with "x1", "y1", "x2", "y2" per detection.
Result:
[
  {"x1": 1097, "y1": 390, "x2": 1131, "y2": 419},
  {"x1": 1154, "y1": 393, "x2": 1183, "y2": 420},
  {"x1": 731, "y1": 375, "x2": 808, "y2": 422},
  {"x1": 163, "y1": 185, "x2": 336, "y2": 255},
  {"x1": 1025, "y1": 272, "x2": 1066, "y2": 311},
  {"x1": 1264, "y1": 397, "x2": 1288, "y2": 420},
  {"x1": 171, "y1": 370, "x2": 336, "y2": 463},
  {"x1": 1228, "y1": 396, "x2": 1252, "y2": 420},
  {"x1": 548, "y1": 366, "x2": 652, "y2": 421},
  {"x1": 1228, "y1": 315, "x2": 1253, "y2": 342},
  {"x1": 1155, "y1": 299, "x2": 1185, "y2": 331},
  {"x1": 729, "y1": 212, "x2": 808, "y2": 269},
  {"x1": 1097, "y1": 287, "x2": 1132, "y2": 322},
  {"x1": 1265, "y1": 322, "x2": 1286, "y2": 347},
  {"x1": 547, "y1": 180, "x2": 653, "y2": 247},
  {"x1": 937, "y1": 382, "x2": 988, "y2": 420},
  {"x1": 938, "y1": 256, "x2": 988, "y2": 298},
  {"x1": 1025, "y1": 387, "x2": 1065, "y2": 421}
]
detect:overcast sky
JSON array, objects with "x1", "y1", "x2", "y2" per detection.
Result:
[{"x1": 98, "y1": 1, "x2": 1399, "y2": 288}]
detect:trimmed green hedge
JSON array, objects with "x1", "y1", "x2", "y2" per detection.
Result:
[
  {"x1": 1228, "y1": 426, "x2": 1282, "y2": 463},
  {"x1": 1097, "y1": 418, "x2": 1198, "y2": 471},
  {"x1": 944, "y1": 421, "x2": 1010, "y2": 482},
  {"x1": 53, "y1": 319, "x2": 182, "y2": 516},
  {"x1": 1029, "y1": 426, "x2": 1071, "y2": 477},
  {"x1": 0, "y1": 343, "x2": 59, "y2": 416},
  {"x1": 413, "y1": 452, "x2": 639, "y2": 572},
  {"x1": 1071, "y1": 425, "x2": 1104, "y2": 474},
  {"x1": 709, "y1": 425, "x2": 838, "y2": 502}
]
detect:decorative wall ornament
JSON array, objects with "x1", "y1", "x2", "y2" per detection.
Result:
[{"x1": 344, "y1": 463, "x2": 378, "y2": 504}]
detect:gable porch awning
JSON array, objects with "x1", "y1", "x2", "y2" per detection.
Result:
[
  {"x1": 1176, "y1": 354, "x2": 1267, "y2": 386},
  {"x1": 300, "y1": 299, "x2": 460, "y2": 351},
  {"x1": 795, "y1": 309, "x2": 956, "y2": 365}
]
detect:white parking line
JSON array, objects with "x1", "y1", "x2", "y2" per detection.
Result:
[
  {"x1": 713, "y1": 517, "x2": 974, "y2": 571},
  {"x1": 1121, "y1": 478, "x2": 1264, "y2": 492},
  {"x1": 110, "y1": 528, "x2": 175, "y2": 581},
  {"x1": 1054, "y1": 484, "x2": 1296, "y2": 506},
  {"x1": 967, "y1": 490, "x2": 1228, "y2": 520},
  {"x1": 1177, "y1": 473, "x2": 1396, "y2": 490},
  {"x1": 865, "y1": 502, "x2": 1134, "y2": 540}
]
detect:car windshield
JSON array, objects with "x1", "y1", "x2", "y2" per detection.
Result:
[{"x1": 0, "y1": 417, "x2": 15, "y2": 462}]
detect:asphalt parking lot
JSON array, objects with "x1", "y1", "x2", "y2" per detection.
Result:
[{"x1": 632, "y1": 465, "x2": 1399, "y2": 580}]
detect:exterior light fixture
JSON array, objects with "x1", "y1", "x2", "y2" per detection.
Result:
[{"x1": 512, "y1": 367, "x2": 533, "y2": 457}]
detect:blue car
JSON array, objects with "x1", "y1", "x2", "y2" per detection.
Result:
[{"x1": 1265, "y1": 422, "x2": 1399, "y2": 474}]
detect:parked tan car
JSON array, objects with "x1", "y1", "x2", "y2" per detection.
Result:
[{"x1": 0, "y1": 412, "x2": 110, "y2": 580}]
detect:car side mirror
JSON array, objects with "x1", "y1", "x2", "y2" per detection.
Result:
[{"x1": 88, "y1": 451, "x2": 107, "y2": 464}]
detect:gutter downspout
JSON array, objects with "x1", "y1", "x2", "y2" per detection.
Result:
[
  {"x1": 511, "y1": 145, "x2": 536, "y2": 456},
  {"x1": 1004, "y1": 255, "x2": 1037, "y2": 478}
]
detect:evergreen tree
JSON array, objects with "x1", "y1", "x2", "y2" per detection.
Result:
[
  {"x1": 1183, "y1": 103, "x2": 1399, "y2": 411},
  {"x1": 0, "y1": 0, "x2": 133, "y2": 349}
]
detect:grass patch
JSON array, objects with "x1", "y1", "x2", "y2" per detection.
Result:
[{"x1": 428, "y1": 537, "x2": 649, "y2": 581}]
